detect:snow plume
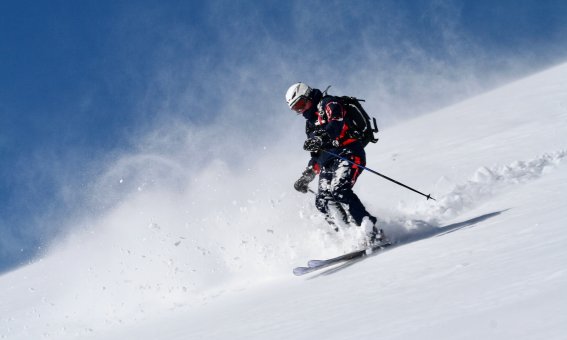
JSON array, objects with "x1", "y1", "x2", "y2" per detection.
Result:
[
  {"x1": 401, "y1": 150, "x2": 567, "y2": 223},
  {"x1": 42, "y1": 131, "x2": 349, "y2": 323}
]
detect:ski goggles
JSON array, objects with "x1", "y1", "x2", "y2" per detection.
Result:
[{"x1": 290, "y1": 96, "x2": 311, "y2": 113}]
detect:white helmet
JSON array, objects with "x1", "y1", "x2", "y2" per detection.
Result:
[{"x1": 285, "y1": 82, "x2": 312, "y2": 113}]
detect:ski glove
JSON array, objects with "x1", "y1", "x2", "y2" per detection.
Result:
[
  {"x1": 303, "y1": 131, "x2": 332, "y2": 152},
  {"x1": 303, "y1": 136, "x2": 323, "y2": 152},
  {"x1": 294, "y1": 168, "x2": 316, "y2": 193}
]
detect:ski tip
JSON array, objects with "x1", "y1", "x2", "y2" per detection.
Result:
[{"x1": 307, "y1": 260, "x2": 325, "y2": 267}]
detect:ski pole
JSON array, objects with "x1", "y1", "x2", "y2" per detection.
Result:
[{"x1": 321, "y1": 149, "x2": 436, "y2": 201}]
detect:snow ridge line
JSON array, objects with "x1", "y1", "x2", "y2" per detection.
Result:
[{"x1": 406, "y1": 150, "x2": 567, "y2": 222}]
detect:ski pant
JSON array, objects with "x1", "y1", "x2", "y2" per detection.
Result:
[{"x1": 315, "y1": 152, "x2": 374, "y2": 228}]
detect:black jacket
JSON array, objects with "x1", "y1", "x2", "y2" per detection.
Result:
[{"x1": 302, "y1": 89, "x2": 365, "y2": 170}]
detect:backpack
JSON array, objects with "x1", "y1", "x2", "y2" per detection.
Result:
[{"x1": 339, "y1": 96, "x2": 379, "y2": 147}]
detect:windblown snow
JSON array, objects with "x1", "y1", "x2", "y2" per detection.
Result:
[{"x1": 1, "y1": 63, "x2": 566, "y2": 340}]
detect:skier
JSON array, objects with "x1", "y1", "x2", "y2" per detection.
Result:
[{"x1": 285, "y1": 82, "x2": 385, "y2": 247}]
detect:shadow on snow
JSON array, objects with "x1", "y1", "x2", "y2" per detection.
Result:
[{"x1": 307, "y1": 210, "x2": 506, "y2": 278}]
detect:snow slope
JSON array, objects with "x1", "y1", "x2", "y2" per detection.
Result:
[{"x1": 1, "y1": 63, "x2": 567, "y2": 339}]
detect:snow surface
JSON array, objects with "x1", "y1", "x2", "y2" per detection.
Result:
[{"x1": 1, "y1": 63, "x2": 567, "y2": 339}]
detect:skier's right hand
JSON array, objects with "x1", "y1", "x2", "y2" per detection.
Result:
[
  {"x1": 294, "y1": 168, "x2": 316, "y2": 193},
  {"x1": 294, "y1": 178, "x2": 310, "y2": 193}
]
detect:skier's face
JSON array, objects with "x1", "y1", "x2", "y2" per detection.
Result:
[{"x1": 290, "y1": 96, "x2": 313, "y2": 114}]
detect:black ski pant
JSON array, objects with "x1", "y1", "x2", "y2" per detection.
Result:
[{"x1": 315, "y1": 152, "x2": 374, "y2": 228}]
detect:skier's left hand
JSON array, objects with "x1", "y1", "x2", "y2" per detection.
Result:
[{"x1": 303, "y1": 136, "x2": 323, "y2": 151}]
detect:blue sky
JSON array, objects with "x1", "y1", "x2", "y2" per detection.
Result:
[{"x1": 1, "y1": 0, "x2": 567, "y2": 272}]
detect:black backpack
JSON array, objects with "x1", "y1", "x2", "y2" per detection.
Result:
[{"x1": 339, "y1": 96, "x2": 379, "y2": 147}]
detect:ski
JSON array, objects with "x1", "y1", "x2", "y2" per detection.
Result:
[
  {"x1": 293, "y1": 212, "x2": 507, "y2": 276},
  {"x1": 293, "y1": 243, "x2": 392, "y2": 276}
]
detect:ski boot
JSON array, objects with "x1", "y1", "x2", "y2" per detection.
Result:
[{"x1": 361, "y1": 216, "x2": 389, "y2": 253}]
